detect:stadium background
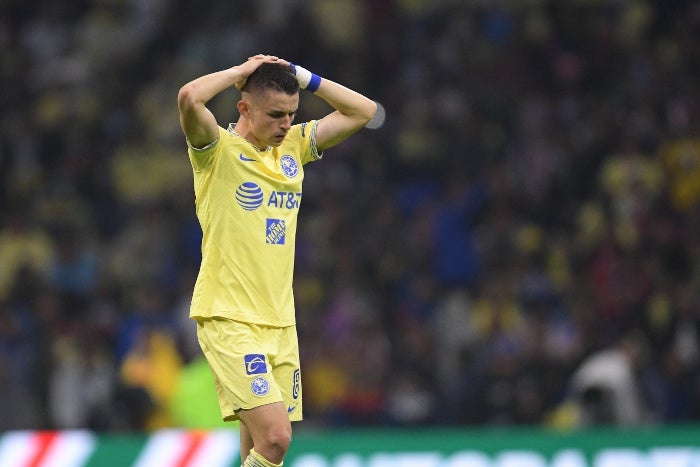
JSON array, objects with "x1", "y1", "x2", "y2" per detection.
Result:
[{"x1": 0, "y1": 0, "x2": 699, "y2": 464}]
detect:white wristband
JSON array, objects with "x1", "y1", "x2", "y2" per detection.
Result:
[
  {"x1": 291, "y1": 63, "x2": 321, "y2": 92},
  {"x1": 294, "y1": 65, "x2": 312, "y2": 88}
]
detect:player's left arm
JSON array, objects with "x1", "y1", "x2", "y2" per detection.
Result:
[{"x1": 312, "y1": 78, "x2": 377, "y2": 151}]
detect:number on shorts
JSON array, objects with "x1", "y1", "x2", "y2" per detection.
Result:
[{"x1": 292, "y1": 369, "x2": 300, "y2": 399}]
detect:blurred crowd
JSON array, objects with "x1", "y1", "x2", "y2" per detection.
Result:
[{"x1": 1, "y1": 0, "x2": 699, "y2": 431}]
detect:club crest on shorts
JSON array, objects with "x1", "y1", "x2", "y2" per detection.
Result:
[
  {"x1": 244, "y1": 354, "x2": 267, "y2": 375},
  {"x1": 251, "y1": 376, "x2": 270, "y2": 396}
]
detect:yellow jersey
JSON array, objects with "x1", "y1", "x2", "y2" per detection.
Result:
[{"x1": 187, "y1": 121, "x2": 322, "y2": 326}]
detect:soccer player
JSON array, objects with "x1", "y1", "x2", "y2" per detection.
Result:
[{"x1": 177, "y1": 54, "x2": 377, "y2": 467}]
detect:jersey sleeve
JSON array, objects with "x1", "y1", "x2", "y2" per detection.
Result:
[
  {"x1": 298, "y1": 120, "x2": 323, "y2": 165},
  {"x1": 187, "y1": 127, "x2": 227, "y2": 172}
]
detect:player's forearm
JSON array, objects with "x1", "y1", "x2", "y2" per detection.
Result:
[
  {"x1": 315, "y1": 78, "x2": 377, "y2": 124},
  {"x1": 290, "y1": 62, "x2": 376, "y2": 124},
  {"x1": 177, "y1": 67, "x2": 244, "y2": 111}
]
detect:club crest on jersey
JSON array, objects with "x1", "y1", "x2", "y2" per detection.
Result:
[
  {"x1": 235, "y1": 182, "x2": 264, "y2": 210},
  {"x1": 280, "y1": 155, "x2": 299, "y2": 178},
  {"x1": 266, "y1": 218, "x2": 286, "y2": 244},
  {"x1": 251, "y1": 377, "x2": 270, "y2": 397},
  {"x1": 244, "y1": 354, "x2": 267, "y2": 375}
]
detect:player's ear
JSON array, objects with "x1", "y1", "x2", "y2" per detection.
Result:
[{"x1": 237, "y1": 100, "x2": 250, "y2": 119}]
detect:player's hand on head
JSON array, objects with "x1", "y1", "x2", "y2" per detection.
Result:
[
  {"x1": 235, "y1": 54, "x2": 289, "y2": 90},
  {"x1": 246, "y1": 54, "x2": 285, "y2": 65}
]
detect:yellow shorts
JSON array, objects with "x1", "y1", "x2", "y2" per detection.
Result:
[{"x1": 196, "y1": 317, "x2": 303, "y2": 422}]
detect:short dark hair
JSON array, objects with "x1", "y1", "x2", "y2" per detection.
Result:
[{"x1": 242, "y1": 63, "x2": 299, "y2": 95}]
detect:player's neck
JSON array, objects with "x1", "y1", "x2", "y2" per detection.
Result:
[{"x1": 231, "y1": 122, "x2": 269, "y2": 151}]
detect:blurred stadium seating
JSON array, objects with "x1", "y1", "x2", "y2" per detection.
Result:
[{"x1": 0, "y1": 0, "x2": 698, "y2": 433}]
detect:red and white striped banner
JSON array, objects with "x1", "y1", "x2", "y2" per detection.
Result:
[
  {"x1": 0, "y1": 430, "x2": 239, "y2": 467},
  {"x1": 0, "y1": 431, "x2": 95, "y2": 467},
  {"x1": 132, "y1": 429, "x2": 239, "y2": 467}
]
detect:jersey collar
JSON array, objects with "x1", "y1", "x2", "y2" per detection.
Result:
[{"x1": 227, "y1": 123, "x2": 272, "y2": 152}]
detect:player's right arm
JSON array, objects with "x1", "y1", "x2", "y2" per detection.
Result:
[{"x1": 177, "y1": 55, "x2": 281, "y2": 148}]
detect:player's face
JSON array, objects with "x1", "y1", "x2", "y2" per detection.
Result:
[{"x1": 248, "y1": 90, "x2": 299, "y2": 148}]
